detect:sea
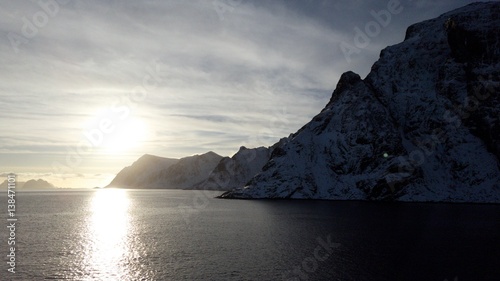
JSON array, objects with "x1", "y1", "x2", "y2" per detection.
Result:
[{"x1": 1, "y1": 189, "x2": 499, "y2": 281}]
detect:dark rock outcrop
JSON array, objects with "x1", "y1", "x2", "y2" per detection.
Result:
[{"x1": 191, "y1": 146, "x2": 272, "y2": 191}]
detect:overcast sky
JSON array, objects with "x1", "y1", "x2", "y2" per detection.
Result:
[{"x1": 0, "y1": 0, "x2": 479, "y2": 187}]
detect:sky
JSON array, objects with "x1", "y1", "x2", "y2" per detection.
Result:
[{"x1": 0, "y1": 0, "x2": 480, "y2": 188}]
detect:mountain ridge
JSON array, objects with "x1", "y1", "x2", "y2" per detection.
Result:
[
  {"x1": 106, "y1": 151, "x2": 223, "y2": 189},
  {"x1": 191, "y1": 145, "x2": 278, "y2": 191}
]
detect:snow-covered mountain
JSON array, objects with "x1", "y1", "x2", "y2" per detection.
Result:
[
  {"x1": 191, "y1": 146, "x2": 273, "y2": 191},
  {"x1": 107, "y1": 152, "x2": 223, "y2": 189},
  {"x1": 220, "y1": 2, "x2": 500, "y2": 203}
]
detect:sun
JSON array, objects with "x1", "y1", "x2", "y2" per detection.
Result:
[
  {"x1": 84, "y1": 107, "x2": 151, "y2": 155},
  {"x1": 101, "y1": 117, "x2": 149, "y2": 154}
]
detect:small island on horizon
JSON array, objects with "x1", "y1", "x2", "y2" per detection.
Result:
[{"x1": 0, "y1": 178, "x2": 58, "y2": 190}]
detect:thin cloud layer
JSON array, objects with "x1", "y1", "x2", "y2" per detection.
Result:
[{"x1": 0, "y1": 0, "x2": 478, "y2": 187}]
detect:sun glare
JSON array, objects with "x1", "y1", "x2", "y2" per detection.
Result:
[
  {"x1": 84, "y1": 189, "x2": 131, "y2": 279},
  {"x1": 84, "y1": 107, "x2": 151, "y2": 155},
  {"x1": 102, "y1": 118, "x2": 149, "y2": 154}
]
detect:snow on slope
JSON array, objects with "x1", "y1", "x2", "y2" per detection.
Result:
[
  {"x1": 192, "y1": 146, "x2": 272, "y2": 191},
  {"x1": 107, "y1": 152, "x2": 223, "y2": 189},
  {"x1": 220, "y1": 2, "x2": 500, "y2": 203}
]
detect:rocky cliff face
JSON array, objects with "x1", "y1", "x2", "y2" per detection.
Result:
[
  {"x1": 192, "y1": 146, "x2": 272, "y2": 191},
  {"x1": 220, "y1": 2, "x2": 500, "y2": 202}
]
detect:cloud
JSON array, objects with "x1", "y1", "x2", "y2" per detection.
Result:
[{"x1": 0, "y1": 0, "x2": 480, "y2": 177}]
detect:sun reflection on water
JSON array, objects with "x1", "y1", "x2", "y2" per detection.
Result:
[{"x1": 84, "y1": 189, "x2": 131, "y2": 280}]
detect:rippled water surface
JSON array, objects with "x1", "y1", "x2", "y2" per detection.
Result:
[{"x1": 1, "y1": 189, "x2": 500, "y2": 280}]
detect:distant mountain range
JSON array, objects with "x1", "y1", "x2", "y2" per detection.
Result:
[
  {"x1": 0, "y1": 179, "x2": 57, "y2": 189},
  {"x1": 107, "y1": 147, "x2": 274, "y2": 190},
  {"x1": 107, "y1": 151, "x2": 225, "y2": 189},
  {"x1": 107, "y1": 2, "x2": 499, "y2": 203}
]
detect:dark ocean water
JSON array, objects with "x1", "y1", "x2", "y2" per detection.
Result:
[{"x1": 1, "y1": 189, "x2": 499, "y2": 280}]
